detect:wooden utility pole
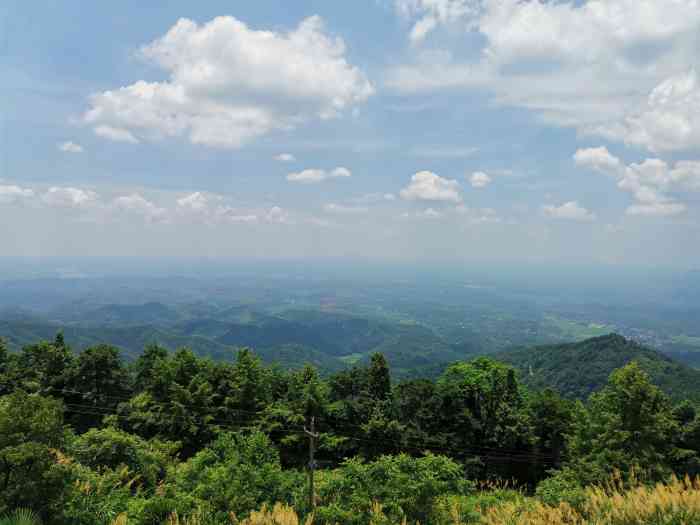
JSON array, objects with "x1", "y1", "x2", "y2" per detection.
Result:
[{"x1": 304, "y1": 416, "x2": 320, "y2": 510}]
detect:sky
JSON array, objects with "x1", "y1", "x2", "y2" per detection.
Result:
[{"x1": 1, "y1": 0, "x2": 699, "y2": 265}]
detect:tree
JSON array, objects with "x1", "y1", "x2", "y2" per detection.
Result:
[
  {"x1": 528, "y1": 388, "x2": 574, "y2": 471},
  {"x1": 367, "y1": 353, "x2": 391, "y2": 401},
  {"x1": 174, "y1": 431, "x2": 298, "y2": 521},
  {"x1": 69, "y1": 426, "x2": 178, "y2": 490},
  {"x1": 12, "y1": 338, "x2": 74, "y2": 396},
  {"x1": 64, "y1": 345, "x2": 131, "y2": 431},
  {"x1": 0, "y1": 340, "x2": 8, "y2": 396},
  {"x1": 0, "y1": 391, "x2": 68, "y2": 518},
  {"x1": 567, "y1": 362, "x2": 680, "y2": 482},
  {"x1": 433, "y1": 357, "x2": 534, "y2": 481},
  {"x1": 133, "y1": 343, "x2": 169, "y2": 394}
]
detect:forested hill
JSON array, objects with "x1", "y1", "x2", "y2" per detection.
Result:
[{"x1": 498, "y1": 333, "x2": 700, "y2": 401}]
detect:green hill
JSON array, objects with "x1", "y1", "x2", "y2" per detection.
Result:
[{"x1": 497, "y1": 333, "x2": 700, "y2": 401}]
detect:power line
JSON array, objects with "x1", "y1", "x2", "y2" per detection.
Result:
[
  {"x1": 59, "y1": 400, "x2": 558, "y2": 466},
  {"x1": 51, "y1": 387, "x2": 556, "y2": 464}
]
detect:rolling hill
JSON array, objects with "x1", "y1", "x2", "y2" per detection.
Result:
[{"x1": 497, "y1": 333, "x2": 700, "y2": 401}]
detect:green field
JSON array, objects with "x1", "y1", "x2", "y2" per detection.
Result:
[
  {"x1": 543, "y1": 315, "x2": 612, "y2": 341},
  {"x1": 671, "y1": 334, "x2": 700, "y2": 348}
]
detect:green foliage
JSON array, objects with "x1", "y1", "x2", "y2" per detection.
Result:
[
  {"x1": 500, "y1": 333, "x2": 700, "y2": 402},
  {"x1": 68, "y1": 426, "x2": 179, "y2": 490},
  {"x1": 433, "y1": 489, "x2": 526, "y2": 524},
  {"x1": 312, "y1": 454, "x2": 472, "y2": 525},
  {"x1": 567, "y1": 362, "x2": 680, "y2": 482},
  {"x1": 173, "y1": 431, "x2": 299, "y2": 521},
  {"x1": 1, "y1": 332, "x2": 700, "y2": 525},
  {"x1": 534, "y1": 468, "x2": 587, "y2": 509},
  {"x1": 0, "y1": 391, "x2": 68, "y2": 519},
  {"x1": 367, "y1": 353, "x2": 391, "y2": 401},
  {"x1": 0, "y1": 509, "x2": 42, "y2": 525}
]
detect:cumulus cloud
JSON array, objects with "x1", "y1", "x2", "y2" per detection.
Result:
[
  {"x1": 388, "y1": 0, "x2": 700, "y2": 149},
  {"x1": 286, "y1": 167, "x2": 352, "y2": 184},
  {"x1": 323, "y1": 203, "x2": 369, "y2": 214},
  {"x1": 274, "y1": 153, "x2": 296, "y2": 162},
  {"x1": 83, "y1": 16, "x2": 373, "y2": 148},
  {"x1": 112, "y1": 193, "x2": 167, "y2": 222},
  {"x1": 542, "y1": 201, "x2": 595, "y2": 221},
  {"x1": 469, "y1": 171, "x2": 492, "y2": 188},
  {"x1": 400, "y1": 170, "x2": 462, "y2": 203},
  {"x1": 573, "y1": 146, "x2": 621, "y2": 174},
  {"x1": 575, "y1": 147, "x2": 700, "y2": 216},
  {"x1": 594, "y1": 70, "x2": 700, "y2": 153},
  {"x1": 58, "y1": 141, "x2": 84, "y2": 153},
  {"x1": 0, "y1": 185, "x2": 35, "y2": 204},
  {"x1": 42, "y1": 187, "x2": 99, "y2": 208}
]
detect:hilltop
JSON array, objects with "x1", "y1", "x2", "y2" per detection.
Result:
[{"x1": 497, "y1": 333, "x2": 700, "y2": 401}]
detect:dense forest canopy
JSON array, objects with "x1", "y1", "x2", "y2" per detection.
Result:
[{"x1": 1, "y1": 333, "x2": 700, "y2": 524}]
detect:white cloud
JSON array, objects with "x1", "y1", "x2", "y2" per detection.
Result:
[
  {"x1": 42, "y1": 187, "x2": 99, "y2": 208},
  {"x1": 175, "y1": 191, "x2": 264, "y2": 224},
  {"x1": 286, "y1": 167, "x2": 352, "y2": 184},
  {"x1": 0, "y1": 185, "x2": 34, "y2": 204},
  {"x1": 323, "y1": 203, "x2": 369, "y2": 214},
  {"x1": 84, "y1": 16, "x2": 373, "y2": 148},
  {"x1": 274, "y1": 153, "x2": 296, "y2": 162},
  {"x1": 573, "y1": 146, "x2": 621, "y2": 174},
  {"x1": 388, "y1": 0, "x2": 700, "y2": 148},
  {"x1": 594, "y1": 70, "x2": 700, "y2": 153},
  {"x1": 419, "y1": 207, "x2": 443, "y2": 218},
  {"x1": 395, "y1": 0, "x2": 482, "y2": 43},
  {"x1": 469, "y1": 171, "x2": 492, "y2": 188},
  {"x1": 400, "y1": 170, "x2": 462, "y2": 203},
  {"x1": 265, "y1": 206, "x2": 291, "y2": 224},
  {"x1": 112, "y1": 193, "x2": 167, "y2": 222},
  {"x1": 176, "y1": 191, "x2": 215, "y2": 212},
  {"x1": 626, "y1": 202, "x2": 687, "y2": 216},
  {"x1": 94, "y1": 125, "x2": 139, "y2": 144},
  {"x1": 225, "y1": 214, "x2": 259, "y2": 224},
  {"x1": 355, "y1": 192, "x2": 397, "y2": 203},
  {"x1": 58, "y1": 141, "x2": 84, "y2": 153},
  {"x1": 542, "y1": 201, "x2": 596, "y2": 221},
  {"x1": 575, "y1": 147, "x2": 699, "y2": 216}
]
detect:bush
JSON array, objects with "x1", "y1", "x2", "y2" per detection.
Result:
[
  {"x1": 68, "y1": 426, "x2": 179, "y2": 491},
  {"x1": 173, "y1": 431, "x2": 301, "y2": 522},
  {"x1": 311, "y1": 453, "x2": 472, "y2": 525},
  {"x1": 433, "y1": 489, "x2": 526, "y2": 524},
  {"x1": 534, "y1": 469, "x2": 587, "y2": 509}
]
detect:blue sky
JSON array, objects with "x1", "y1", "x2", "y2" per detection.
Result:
[{"x1": 1, "y1": 0, "x2": 699, "y2": 265}]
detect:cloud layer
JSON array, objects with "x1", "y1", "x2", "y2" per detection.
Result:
[{"x1": 389, "y1": 0, "x2": 700, "y2": 152}]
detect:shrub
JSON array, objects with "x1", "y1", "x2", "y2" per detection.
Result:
[{"x1": 310, "y1": 453, "x2": 472, "y2": 525}]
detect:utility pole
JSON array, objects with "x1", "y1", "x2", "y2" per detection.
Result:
[{"x1": 304, "y1": 415, "x2": 320, "y2": 510}]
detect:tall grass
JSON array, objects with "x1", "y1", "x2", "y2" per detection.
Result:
[
  {"x1": 133, "y1": 475, "x2": 700, "y2": 525},
  {"x1": 483, "y1": 475, "x2": 700, "y2": 525}
]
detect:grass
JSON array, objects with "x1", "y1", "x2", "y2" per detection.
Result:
[
  {"x1": 483, "y1": 475, "x2": 700, "y2": 525},
  {"x1": 228, "y1": 476, "x2": 700, "y2": 524}
]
